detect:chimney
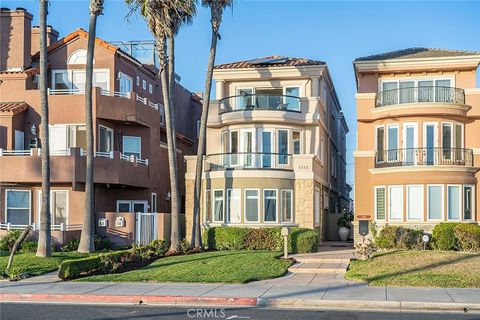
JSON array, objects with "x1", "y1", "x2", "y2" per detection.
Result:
[
  {"x1": 31, "y1": 25, "x2": 59, "y2": 56},
  {"x1": 0, "y1": 7, "x2": 33, "y2": 71}
]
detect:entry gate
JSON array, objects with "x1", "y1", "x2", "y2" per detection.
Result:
[{"x1": 136, "y1": 212, "x2": 158, "y2": 245}]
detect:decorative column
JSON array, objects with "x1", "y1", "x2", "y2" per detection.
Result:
[
  {"x1": 311, "y1": 76, "x2": 320, "y2": 97},
  {"x1": 215, "y1": 80, "x2": 225, "y2": 100}
]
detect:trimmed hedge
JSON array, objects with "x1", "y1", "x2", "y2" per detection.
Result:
[
  {"x1": 432, "y1": 223, "x2": 459, "y2": 251},
  {"x1": 58, "y1": 240, "x2": 168, "y2": 280},
  {"x1": 202, "y1": 227, "x2": 319, "y2": 254},
  {"x1": 454, "y1": 224, "x2": 480, "y2": 252},
  {"x1": 374, "y1": 226, "x2": 424, "y2": 250}
]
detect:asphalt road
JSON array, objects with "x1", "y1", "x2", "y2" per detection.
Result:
[{"x1": 1, "y1": 303, "x2": 480, "y2": 320}]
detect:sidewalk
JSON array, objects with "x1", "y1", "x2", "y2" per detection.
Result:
[{"x1": 2, "y1": 272, "x2": 480, "y2": 313}]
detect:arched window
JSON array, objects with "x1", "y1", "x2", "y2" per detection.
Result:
[{"x1": 68, "y1": 49, "x2": 88, "y2": 65}]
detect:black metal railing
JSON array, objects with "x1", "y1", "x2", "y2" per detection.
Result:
[
  {"x1": 219, "y1": 94, "x2": 301, "y2": 114},
  {"x1": 375, "y1": 147, "x2": 473, "y2": 168},
  {"x1": 376, "y1": 86, "x2": 465, "y2": 107},
  {"x1": 205, "y1": 152, "x2": 293, "y2": 170}
]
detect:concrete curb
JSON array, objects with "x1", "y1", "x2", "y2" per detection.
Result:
[
  {"x1": 261, "y1": 298, "x2": 480, "y2": 313},
  {"x1": 0, "y1": 294, "x2": 258, "y2": 307}
]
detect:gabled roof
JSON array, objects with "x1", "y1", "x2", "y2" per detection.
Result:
[
  {"x1": 355, "y1": 47, "x2": 480, "y2": 62},
  {"x1": 214, "y1": 56, "x2": 326, "y2": 70},
  {"x1": 0, "y1": 102, "x2": 28, "y2": 114}
]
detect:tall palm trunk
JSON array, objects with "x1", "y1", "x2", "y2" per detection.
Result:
[
  {"x1": 36, "y1": 0, "x2": 51, "y2": 258},
  {"x1": 167, "y1": 35, "x2": 181, "y2": 250},
  {"x1": 191, "y1": 28, "x2": 218, "y2": 248},
  {"x1": 79, "y1": 0, "x2": 103, "y2": 253}
]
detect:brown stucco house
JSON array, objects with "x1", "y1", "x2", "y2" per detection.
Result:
[
  {"x1": 184, "y1": 56, "x2": 351, "y2": 242},
  {"x1": 0, "y1": 8, "x2": 201, "y2": 246},
  {"x1": 353, "y1": 48, "x2": 480, "y2": 242}
]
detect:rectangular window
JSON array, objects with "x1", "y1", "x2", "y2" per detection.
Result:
[
  {"x1": 50, "y1": 124, "x2": 86, "y2": 154},
  {"x1": 375, "y1": 187, "x2": 386, "y2": 220},
  {"x1": 213, "y1": 190, "x2": 224, "y2": 222},
  {"x1": 68, "y1": 125, "x2": 86, "y2": 150},
  {"x1": 407, "y1": 185, "x2": 423, "y2": 220},
  {"x1": 242, "y1": 130, "x2": 254, "y2": 167},
  {"x1": 399, "y1": 81, "x2": 415, "y2": 104},
  {"x1": 464, "y1": 185, "x2": 473, "y2": 220},
  {"x1": 447, "y1": 185, "x2": 461, "y2": 220},
  {"x1": 226, "y1": 189, "x2": 241, "y2": 223},
  {"x1": 382, "y1": 81, "x2": 398, "y2": 105},
  {"x1": 119, "y1": 72, "x2": 132, "y2": 97},
  {"x1": 320, "y1": 137, "x2": 325, "y2": 164},
  {"x1": 262, "y1": 130, "x2": 273, "y2": 168},
  {"x1": 442, "y1": 123, "x2": 452, "y2": 160},
  {"x1": 285, "y1": 87, "x2": 300, "y2": 110},
  {"x1": 264, "y1": 190, "x2": 277, "y2": 222},
  {"x1": 388, "y1": 186, "x2": 403, "y2": 220},
  {"x1": 52, "y1": 69, "x2": 109, "y2": 91},
  {"x1": 136, "y1": 76, "x2": 140, "y2": 86},
  {"x1": 376, "y1": 127, "x2": 385, "y2": 162},
  {"x1": 151, "y1": 193, "x2": 157, "y2": 213},
  {"x1": 281, "y1": 190, "x2": 293, "y2": 222},
  {"x1": 142, "y1": 80, "x2": 147, "y2": 90},
  {"x1": 204, "y1": 190, "x2": 212, "y2": 222},
  {"x1": 229, "y1": 131, "x2": 239, "y2": 166},
  {"x1": 117, "y1": 201, "x2": 131, "y2": 212},
  {"x1": 149, "y1": 84, "x2": 153, "y2": 94},
  {"x1": 454, "y1": 124, "x2": 463, "y2": 161},
  {"x1": 93, "y1": 70, "x2": 109, "y2": 91},
  {"x1": 123, "y1": 136, "x2": 141, "y2": 158},
  {"x1": 38, "y1": 190, "x2": 68, "y2": 225},
  {"x1": 428, "y1": 185, "x2": 444, "y2": 220},
  {"x1": 6, "y1": 190, "x2": 31, "y2": 225},
  {"x1": 418, "y1": 80, "x2": 434, "y2": 102},
  {"x1": 245, "y1": 189, "x2": 259, "y2": 222},
  {"x1": 99, "y1": 126, "x2": 113, "y2": 153},
  {"x1": 387, "y1": 125, "x2": 398, "y2": 161},
  {"x1": 435, "y1": 79, "x2": 452, "y2": 102},
  {"x1": 292, "y1": 131, "x2": 301, "y2": 155},
  {"x1": 236, "y1": 88, "x2": 253, "y2": 109},
  {"x1": 278, "y1": 129, "x2": 289, "y2": 165}
]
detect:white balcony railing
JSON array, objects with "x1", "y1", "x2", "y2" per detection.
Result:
[
  {"x1": 48, "y1": 88, "x2": 85, "y2": 95},
  {"x1": 95, "y1": 151, "x2": 114, "y2": 159},
  {"x1": 37, "y1": 149, "x2": 71, "y2": 156},
  {"x1": 0, "y1": 223, "x2": 82, "y2": 231},
  {"x1": 0, "y1": 149, "x2": 33, "y2": 156},
  {"x1": 149, "y1": 101, "x2": 159, "y2": 110},
  {"x1": 136, "y1": 93, "x2": 148, "y2": 105},
  {"x1": 101, "y1": 89, "x2": 130, "y2": 99},
  {"x1": 120, "y1": 153, "x2": 149, "y2": 166}
]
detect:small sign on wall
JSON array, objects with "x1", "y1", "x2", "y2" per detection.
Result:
[
  {"x1": 115, "y1": 217, "x2": 126, "y2": 227},
  {"x1": 98, "y1": 218, "x2": 108, "y2": 227}
]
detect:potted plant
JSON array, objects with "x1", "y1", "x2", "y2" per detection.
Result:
[{"x1": 337, "y1": 213, "x2": 352, "y2": 241}]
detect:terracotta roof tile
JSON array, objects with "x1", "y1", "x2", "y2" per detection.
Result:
[
  {"x1": 0, "y1": 102, "x2": 28, "y2": 114},
  {"x1": 355, "y1": 47, "x2": 480, "y2": 62},
  {"x1": 214, "y1": 56, "x2": 326, "y2": 70}
]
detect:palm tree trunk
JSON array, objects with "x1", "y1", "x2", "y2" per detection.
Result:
[
  {"x1": 167, "y1": 35, "x2": 180, "y2": 251},
  {"x1": 36, "y1": 0, "x2": 51, "y2": 258},
  {"x1": 78, "y1": 11, "x2": 98, "y2": 253},
  {"x1": 191, "y1": 29, "x2": 218, "y2": 248}
]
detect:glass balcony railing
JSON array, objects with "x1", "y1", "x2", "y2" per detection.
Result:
[
  {"x1": 375, "y1": 147, "x2": 474, "y2": 168},
  {"x1": 376, "y1": 86, "x2": 465, "y2": 107},
  {"x1": 205, "y1": 152, "x2": 293, "y2": 170},
  {"x1": 219, "y1": 94, "x2": 301, "y2": 114}
]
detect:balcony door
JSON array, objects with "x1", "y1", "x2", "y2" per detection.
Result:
[
  {"x1": 402, "y1": 123, "x2": 418, "y2": 165},
  {"x1": 261, "y1": 130, "x2": 274, "y2": 168},
  {"x1": 424, "y1": 123, "x2": 437, "y2": 165},
  {"x1": 240, "y1": 129, "x2": 255, "y2": 168},
  {"x1": 386, "y1": 124, "x2": 399, "y2": 162},
  {"x1": 49, "y1": 125, "x2": 68, "y2": 154}
]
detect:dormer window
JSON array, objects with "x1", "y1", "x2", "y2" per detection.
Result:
[{"x1": 68, "y1": 49, "x2": 88, "y2": 65}]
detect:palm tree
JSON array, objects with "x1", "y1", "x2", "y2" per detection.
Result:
[
  {"x1": 36, "y1": 0, "x2": 51, "y2": 257},
  {"x1": 126, "y1": 0, "x2": 196, "y2": 252},
  {"x1": 191, "y1": 0, "x2": 232, "y2": 249},
  {"x1": 78, "y1": 0, "x2": 104, "y2": 253}
]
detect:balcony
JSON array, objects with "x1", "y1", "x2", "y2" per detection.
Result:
[
  {"x1": 376, "y1": 86, "x2": 465, "y2": 107},
  {"x1": 205, "y1": 152, "x2": 293, "y2": 171},
  {"x1": 375, "y1": 147, "x2": 474, "y2": 168},
  {"x1": 219, "y1": 94, "x2": 301, "y2": 114}
]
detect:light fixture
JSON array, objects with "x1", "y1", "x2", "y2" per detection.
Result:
[{"x1": 166, "y1": 191, "x2": 171, "y2": 201}]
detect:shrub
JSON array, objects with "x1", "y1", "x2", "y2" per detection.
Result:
[
  {"x1": 61, "y1": 238, "x2": 80, "y2": 252},
  {"x1": 0, "y1": 230, "x2": 22, "y2": 252},
  {"x1": 178, "y1": 239, "x2": 191, "y2": 254},
  {"x1": 150, "y1": 240, "x2": 168, "y2": 256},
  {"x1": 454, "y1": 224, "x2": 480, "y2": 252},
  {"x1": 95, "y1": 235, "x2": 113, "y2": 251},
  {"x1": 58, "y1": 256, "x2": 102, "y2": 279},
  {"x1": 374, "y1": 226, "x2": 424, "y2": 250},
  {"x1": 244, "y1": 228, "x2": 282, "y2": 251},
  {"x1": 289, "y1": 228, "x2": 319, "y2": 253},
  {"x1": 20, "y1": 241, "x2": 38, "y2": 253},
  {"x1": 432, "y1": 223, "x2": 460, "y2": 251},
  {"x1": 203, "y1": 227, "x2": 250, "y2": 250}
]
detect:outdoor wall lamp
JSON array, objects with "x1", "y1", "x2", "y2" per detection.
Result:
[{"x1": 166, "y1": 191, "x2": 171, "y2": 201}]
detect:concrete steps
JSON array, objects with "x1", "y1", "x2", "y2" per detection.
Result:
[
  {"x1": 288, "y1": 262, "x2": 349, "y2": 274},
  {"x1": 288, "y1": 245, "x2": 355, "y2": 274}
]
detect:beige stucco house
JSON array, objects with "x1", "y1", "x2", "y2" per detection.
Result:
[
  {"x1": 353, "y1": 48, "x2": 480, "y2": 242},
  {"x1": 185, "y1": 56, "x2": 350, "y2": 242}
]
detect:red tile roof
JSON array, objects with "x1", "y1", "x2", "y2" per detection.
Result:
[
  {"x1": 214, "y1": 56, "x2": 326, "y2": 70},
  {"x1": 0, "y1": 102, "x2": 28, "y2": 114},
  {"x1": 355, "y1": 47, "x2": 480, "y2": 62}
]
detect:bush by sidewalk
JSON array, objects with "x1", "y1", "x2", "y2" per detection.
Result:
[
  {"x1": 58, "y1": 240, "x2": 168, "y2": 280},
  {"x1": 454, "y1": 224, "x2": 480, "y2": 252},
  {"x1": 432, "y1": 223, "x2": 460, "y2": 251},
  {"x1": 374, "y1": 226, "x2": 424, "y2": 250},
  {"x1": 202, "y1": 227, "x2": 319, "y2": 253}
]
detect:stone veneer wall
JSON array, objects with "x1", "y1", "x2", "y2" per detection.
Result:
[
  {"x1": 185, "y1": 178, "x2": 195, "y2": 242},
  {"x1": 294, "y1": 179, "x2": 315, "y2": 230}
]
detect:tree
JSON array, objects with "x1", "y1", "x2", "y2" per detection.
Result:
[
  {"x1": 78, "y1": 0, "x2": 105, "y2": 253},
  {"x1": 7, "y1": 226, "x2": 32, "y2": 274},
  {"x1": 36, "y1": 0, "x2": 51, "y2": 257},
  {"x1": 126, "y1": 0, "x2": 196, "y2": 252},
  {"x1": 191, "y1": 0, "x2": 232, "y2": 249}
]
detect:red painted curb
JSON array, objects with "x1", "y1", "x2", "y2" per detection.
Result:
[{"x1": 0, "y1": 293, "x2": 258, "y2": 306}]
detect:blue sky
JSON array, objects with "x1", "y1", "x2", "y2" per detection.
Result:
[{"x1": 4, "y1": 0, "x2": 480, "y2": 188}]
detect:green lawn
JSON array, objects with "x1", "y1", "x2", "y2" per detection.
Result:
[
  {"x1": 79, "y1": 250, "x2": 292, "y2": 284},
  {"x1": 0, "y1": 251, "x2": 92, "y2": 276},
  {"x1": 346, "y1": 250, "x2": 480, "y2": 288}
]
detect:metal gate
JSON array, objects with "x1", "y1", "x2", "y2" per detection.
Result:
[{"x1": 136, "y1": 212, "x2": 158, "y2": 245}]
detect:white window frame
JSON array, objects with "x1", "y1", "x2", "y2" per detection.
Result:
[
  {"x1": 388, "y1": 185, "x2": 403, "y2": 221},
  {"x1": 263, "y1": 189, "x2": 278, "y2": 223},
  {"x1": 386, "y1": 124, "x2": 399, "y2": 162},
  {"x1": 375, "y1": 125, "x2": 385, "y2": 163},
  {"x1": 447, "y1": 184, "x2": 462, "y2": 221},
  {"x1": 67, "y1": 49, "x2": 88, "y2": 65},
  {"x1": 116, "y1": 200, "x2": 148, "y2": 213},
  {"x1": 378, "y1": 76, "x2": 455, "y2": 96},
  {"x1": 204, "y1": 190, "x2": 212, "y2": 223},
  {"x1": 283, "y1": 86, "x2": 301, "y2": 110},
  {"x1": 212, "y1": 189, "x2": 225, "y2": 223},
  {"x1": 142, "y1": 79, "x2": 147, "y2": 90},
  {"x1": 5, "y1": 189, "x2": 31, "y2": 225},
  {"x1": 51, "y1": 69, "x2": 110, "y2": 91},
  {"x1": 292, "y1": 130, "x2": 302, "y2": 155},
  {"x1": 281, "y1": 189, "x2": 293, "y2": 223},
  {"x1": 98, "y1": 125, "x2": 114, "y2": 153},
  {"x1": 37, "y1": 190, "x2": 69, "y2": 225},
  {"x1": 374, "y1": 186, "x2": 386, "y2": 221},
  {"x1": 122, "y1": 135, "x2": 142, "y2": 159},
  {"x1": 149, "y1": 83, "x2": 153, "y2": 94},
  {"x1": 463, "y1": 185, "x2": 475, "y2": 221},
  {"x1": 406, "y1": 185, "x2": 424, "y2": 221},
  {"x1": 151, "y1": 192, "x2": 157, "y2": 213},
  {"x1": 260, "y1": 129, "x2": 275, "y2": 168},
  {"x1": 118, "y1": 72, "x2": 133, "y2": 97},
  {"x1": 229, "y1": 130, "x2": 240, "y2": 167},
  {"x1": 136, "y1": 76, "x2": 140, "y2": 86},
  {"x1": 226, "y1": 189, "x2": 241, "y2": 223},
  {"x1": 427, "y1": 184, "x2": 444, "y2": 221},
  {"x1": 240, "y1": 128, "x2": 256, "y2": 168},
  {"x1": 244, "y1": 189, "x2": 260, "y2": 223}
]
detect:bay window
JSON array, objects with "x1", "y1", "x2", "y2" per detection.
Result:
[
  {"x1": 281, "y1": 190, "x2": 293, "y2": 222},
  {"x1": 428, "y1": 185, "x2": 444, "y2": 220},
  {"x1": 407, "y1": 185, "x2": 423, "y2": 221},
  {"x1": 264, "y1": 190, "x2": 277, "y2": 222},
  {"x1": 464, "y1": 186, "x2": 474, "y2": 220},
  {"x1": 226, "y1": 189, "x2": 241, "y2": 223},
  {"x1": 292, "y1": 131, "x2": 301, "y2": 154},
  {"x1": 213, "y1": 190, "x2": 224, "y2": 222},
  {"x1": 447, "y1": 185, "x2": 461, "y2": 220},
  {"x1": 245, "y1": 189, "x2": 259, "y2": 222},
  {"x1": 278, "y1": 129, "x2": 289, "y2": 165}
]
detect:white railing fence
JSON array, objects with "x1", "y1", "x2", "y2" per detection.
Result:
[
  {"x1": 101, "y1": 89, "x2": 130, "y2": 99},
  {"x1": 136, "y1": 94, "x2": 147, "y2": 105},
  {"x1": 0, "y1": 149, "x2": 33, "y2": 156},
  {"x1": 48, "y1": 88, "x2": 85, "y2": 95},
  {"x1": 95, "y1": 151, "x2": 114, "y2": 159},
  {"x1": 136, "y1": 212, "x2": 157, "y2": 245},
  {"x1": 0, "y1": 223, "x2": 82, "y2": 231}
]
